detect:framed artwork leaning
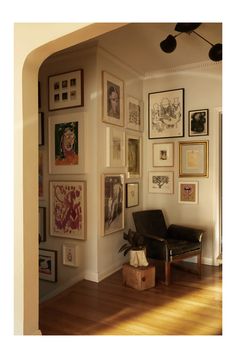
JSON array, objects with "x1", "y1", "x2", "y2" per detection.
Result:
[
  {"x1": 188, "y1": 109, "x2": 209, "y2": 136},
  {"x1": 39, "y1": 249, "x2": 57, "y2": 282},
  {"x1": 179, "y1": 140, "x2": 209, "y2": 177}
]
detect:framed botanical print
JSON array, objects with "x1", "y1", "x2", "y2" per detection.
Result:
[
  {"x1": 49, "y1": 181, "x2": 86, "y2": 240},
  {"x1": 39, "y1": 249, "x2": 57, "y2": 282},
  {"x1": 48, "y1": 69, "x2": 84, "y2": 111},
  {"x1": 148, "y1": 88, "x2": 184, "y2": 139},
  {"x1": 62, "y1": 243, "x2": 79, "y2": 267},
  {"x1": 188, "y1": 109, "x2": 209, "y2": 136},
  {"x1": 178, "y1": 181, "x2": 198, "y2": 204},
  {"x1": 126, "y1": 96, "x2": 144, "y2": 132},
  {"x1": 48, "y1": 112, "x2": 85, "y2": 174},
  {"x1": 179, "y1": 141, "x2": 209, "y2": 177},
  {"x1": 106, "y1": 126, "x2": 125, "y2": 167},
  {"x1": 126, "y1": 133, "x2": 142, "y2": 178},
  {"x1": 39, "y1": 207, "x2": 46, "y2": 243},
  {"x1": 126, "y1": 183, "x2": 139, "y2": 208},
  {"x1": 102, "y1": 71, "x2": 124, "y2": 127},
  {"x1": 102, "y1": 174, "x2": 125, "y2": 236},
  {"x1": 153, "y1": 142, "x2": 174, "y2": 167},
  {"x1": 148, "y1": 171, "x2": 174, "y2": 194}
]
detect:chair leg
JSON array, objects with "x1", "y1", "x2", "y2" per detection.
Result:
[{"x1": 164, "y1": 262, "x2": 171, "y2": 285}]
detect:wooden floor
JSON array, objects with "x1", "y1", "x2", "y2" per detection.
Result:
[{"x1": 39, "y1": 262, "x2": 222, "y2": 335}]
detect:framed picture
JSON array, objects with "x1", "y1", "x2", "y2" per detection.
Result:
[
  {"x1": 49, "y1": 181, "x2": 86, "y2": 240},
  {"x1": 48, "y1": 112, "x2": 85, "y2": 174},
  {"x1": 126, "y1": 133, "x2": 142, "y2": 178},
  {"x1": 38, "y1": 81, "x2": 41, "y2": 109},
  {"x1": 153, "y1": 142, "x2": 174, "y2": 167},
  {"x1": 126, "y1": 96, "x2": 144, "y2": 132},
  {"x1": 126, "y1": 183, "x2": 139, "y2": 208},
  {"x1": 179, "y1": 141, "x2": 209, "y2": 177},
  {"x1": 39, "y1": 150, "x2": 44, "y2": 200},
  {"x1": 62, "y1": 243, "x2": 79, "y2": 267},
  {"x1": 48, "y1": 69, "x2": 84, "y2": 111},
  {"x1": 148, "y1": 88, "x2": 184, "y2": 139},
  {"x1": 102, "y1": 174, "x2": 125, "y2": 236},
  {"x1": 148, "y1": 171, "x2": 174, "y2": 194},
  {"x1": 102, "y1": 71, "x2": 124, "y2": 127},
  {"x1": 106, "y1": 126, "x2": 125, "y2": 167},
  {"x1": 39, "y1": 207, "x2": 46, "y2": 243},
  {"x1": 178, "y1": 181, "x2": 198, "y2": 204},
  {"x1": 38, "y1": 112, "x2": 44, "y2": 146},
  {"x1": 188, "y1": 109, "x2": 209, "y2": 136},
  {"x1": 39, "y1": 249, "x2": 57, "y2": 282}
]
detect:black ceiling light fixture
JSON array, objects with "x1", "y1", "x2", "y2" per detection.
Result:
[{"x1": 160, "y1": 23, "x2": 222, "y2": 62}]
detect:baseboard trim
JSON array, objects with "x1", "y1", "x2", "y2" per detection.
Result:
[{"x1": 84, "y1": 261, "x2": 125, "y2": 283}]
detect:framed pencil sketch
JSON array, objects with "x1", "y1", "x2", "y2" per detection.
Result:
[
  {"x1": 148, "y1": 88, "x2": 184, "y2": 139},
  {"x1": 178, "y1": 181, "x2": 198, "y2": 204},
  {"x1": 39, "y1": 249, "x2": 57, "y2": 282},
  {"x1": 126, "y1": 133, "x2": 142, "y2": 178},
  {"x1": 179, "y1": 141, "x2": 209, "y2": 177},
  {"x1": 39, "y1": 207, "x2": 46, "y2": 243},
  {"x1": 38, "y1": 112, "x2": 44, "y2": 146},
  {"x1": 148, "y1": 171, "x2": 174, "y2": 194},
  {"x1": 126, "y1": 96, "x2": 144, "y2": 131},
  {"x1": 188, "y1": 109, "x2": 209, "y2": 136},
  {"x1": 48, "y1": 69, "x2": 84, "y2": 111},
  {"x1": 62, "y1": 243, "x2": 79, "y2": 267},
  {"x1": 102, "y1": 174, "x2": 125, "y2": 236},
  {"x1": 102, "y1": 71, "x2": 124, "y2": 127},
  {"x1": 126, "y1": 183, "x2": 139, "y2": 208},
  {"x1": 50, "y1": 181, "x2": 86, "y2": 240},
  {"x1": 106, "y1": 126, "x2": 125, "y2": 167},
  {"x1": 48, "y1": 112, "x2": 85, "y2": 174},
  {"x1": 39, "y1": 150, "x2": 44, "y2": 200},
  {"x1": 153, "y1": 142, "x2": 174, "y2": 167}
]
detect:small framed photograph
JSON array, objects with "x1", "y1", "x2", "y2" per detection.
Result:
[
  {"x1": 126, "y1": 96, "x2": 143, "y2": 132},
  {"x1": 39, "y1": 207, "x2": 46, "y2": 243},
  {"x1": 106, "y1": 126, "x2": 125, "y2": 167},
  {"x1": 102, "y1": 174, "x2": 125, "y2": 236},
  {"x1": 148, "y1": 88, "x2": 184, "y2": 139},
  {"x1": 148, "y1": 171, "x2": 174, "y2": 194},
  {"x1": 178, "y1": 181, "x2": 198, "y2": 204},
  {"x1": 39, "y1": 150, "x2": 44, "y2": 200},
  {"x1": 39, "y1": 249, "x2": 57, "y2": 282},
  {"x1": 49, "y1": 181, "x2": 86, "y2": 240},
  {"x1": 126, "y1": 133, "x2": 142, "y2": 178},
  {"x1": 48, "y1": 112, "x2": 85, "y2": 174},
  {"x1": 188, "y1": 109, "x2": 209, "y2": 136},
  {"x1": 48, "y1": 69, "x2": 83, "y2": 111},
  {"x1": 126, "y1": 183, "x2": 139, "y2": 208},
  {"x1": 153, "y1": 142, "x2": 174, "y2": 167},
  {"x1": 62, "y1": 243, "x2": 79, "y2": 267},
  {"x1": 102, "y1": 71, "x2": 124, "y2": 127},
  {"x1": 179, "y1": 141, "x2": 209, "y2": 177},
  {"x1": 38, "y1": 112, "x2": 44, "y2": 146}
]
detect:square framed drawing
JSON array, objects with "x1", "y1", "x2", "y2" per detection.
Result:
[
  {"x1": 126, "y1": 133, "x2": 142, "y2": 178},
  {"x1": 39, "y1": 207, "x2": 46, "y2": 243},
  {"x1": 106, "y1": 126, "x2": 125, "y2": 167},
  {"x1": 148, "y1": 88, "x2": 184, "y2": 139},
  {"x1": 188, "y1": 109, "x2": 209, "y2": 136},
  {"x1": 39, "y1": 249, "x2": 57, "y2": 282},
  {"x1": 39, "y1": 150, "x2": 44, "y2": 200},
  {"x1": 126, "y1": 96, "x2": 144, "y2": 132},
  {"x1": 148, "y1": 171, "x2": 174, "y2": 194},
  {"x1": 48, "y1": 69, "x2": 84, "y2": 111},
  {"x1": 126, "y1": 183, "x2": 139, "y2": 208},
  {"x1": 179, "y1": 141, "x2": 209, "y2": 177},
  {"x1": 102, "y1": 71, "x2": 124, "y2": 127},
  {"x1": 48, "y1": 112, "x2": 85, "y2": 174},
  {"x1": 62, "y1": 243, "x2": 79, "y2": 267},
  {"x1": 38, "y1": 112, "x2": 44, "y2": 146},
  {"x1": 50, "y1": 181, "x2": 86, "y2": 240},
  {"x1": 153, "y1": 142, "x2": 174, "y2": 167},
  {"x1": 102, "y1": 174, "x2": 125, "y2": 236},
  {"x1": 178, "y1": 181, "x2": 198, "y2": 204}
]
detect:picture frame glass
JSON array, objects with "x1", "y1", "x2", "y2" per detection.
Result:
[
  {"x1": 127, "y1": 134, "x2": 141, "y2": 178},
  {"x1": 126, "y1": 183, "x2": 139, "y2": 208},
  {"x1": 148, "y1": 171, "x2": 174, "y2": 194},
  {"x1": 106, "y1": 127, "x2": 125, "y2": 167},
  {"x1": 179, "y1": 141, "x2": 208, "y2": 177},
  {"x1": 126, "y1": 96, "x2": 143, "y2": 131},
  {"x1": 153, "y1": 142, "x2": 174, "y2": 167},
  {"x1": 189, "y1": 109, "x2": 209, "y2": 136},
  {"x1": 178, "y1": 182, "x2": 198, "y2": 204}
]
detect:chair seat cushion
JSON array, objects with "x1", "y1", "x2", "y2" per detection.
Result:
[{"x1": 167, "y1": 239, "x2": 200, "y2": 257}]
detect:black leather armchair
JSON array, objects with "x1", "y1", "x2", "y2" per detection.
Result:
[{"x1": 133, "y1": 210, "x2": 204, "y2": 285}]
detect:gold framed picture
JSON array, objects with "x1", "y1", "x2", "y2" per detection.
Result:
[{"x1": 179, "y1": 141, "x2": 209, "y2": 177}]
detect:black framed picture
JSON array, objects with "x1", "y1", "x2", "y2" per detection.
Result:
[
  {"x1": 188, "y1": 109, "x2": 209, "y2": 136},
  {"x1": 39, "y1": 249, "x2": 57, "y2": 282}
]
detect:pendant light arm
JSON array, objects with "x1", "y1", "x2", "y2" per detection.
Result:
[{"x1": 192, "y1": 30, "x2": 214, "y2": 47}]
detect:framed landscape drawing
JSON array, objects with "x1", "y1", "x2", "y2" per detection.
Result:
[
  {"x1": 179, "y1": 141, "x2": 208, "y2": 177},
  {"x1": 153, "y1": 142, "x2": 174, "y2": 167},
  {"x1": 188, "y1": 109, "x2": 209, "y2": 136},
  {"x1": 106, "y1": 126, "x2": 125, "y2": 167},
  {"x1": 48, "y1": 69, "x2": 84, "y2": 111},
  {"x1": 62, "y1": 243, "x2": 79, "y2": 267},
  {"x1": 102, "y1": 71, "x2": 124, "y2": 127},
  {"x1": 148, "y1": 171, "x2": 174, "y2": 194},
  {"x1": 39, "y1": 207, "x2": 46, "y2": 243},
  {"x1": 126, "y1": 96, "x2": 143, "y2": 131},
  {"x1": 102, "y1": 174, "x2": 125, "y2": 236},
  {"x1": 48, "y1": 112, "x2": 85, "y2": 174},
  {"x1": 39, "y1": 249, "x2": 57, "y2": 282},
  {"x1": 126, "y1": 133, "x2": 142, "y2": 178},
  {"x1": 178, "y1": 181, "x2": 198, "y2": 204},
  {"x1": 148, "y1": 88, "x2": 184, "y2": 139},
  {"x1": 126, "y1": 183, "x2": 139, "y2": 208},
  {"x1": 50, "y1": 181, "x2": 86, "y2": 240}
]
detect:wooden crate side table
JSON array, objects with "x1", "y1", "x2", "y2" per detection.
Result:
[{"x1": 122, "y1": 263, "x2": 156, "y2": 291}]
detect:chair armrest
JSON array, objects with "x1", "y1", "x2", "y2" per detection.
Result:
[
  {"x1": 142, "y1": 233, "x2": 167, "y2": 243},
  {"x1": 167, "y1": 224, "x2": 204, "y2": 243}
]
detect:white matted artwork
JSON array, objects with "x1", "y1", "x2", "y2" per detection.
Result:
[
  {"x1": 106, "y1": 126, "x2": 125, "y2": 167},
  {"x1": 126, "y1": 183, "x2": 139, "y2": 208},
  {"x1": 178, "y1": 181, "x2": 198, "y2": 204},
  {"x1": 62, "y1": 243, "x2": 79, "y2": 267},
  {"x1": 126, "y1": 96, "x2": 143, "y2": 131},
  {"x1": 153, "y1": 142, "x2": 174, "y2": 167},
  {"x1": 149, "y1": 171, "x2": 174, "y2": 194}
]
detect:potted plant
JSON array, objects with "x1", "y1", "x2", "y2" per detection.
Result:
[{"x1": 118, "y1": 229, "x2": 148, "y2": 267}]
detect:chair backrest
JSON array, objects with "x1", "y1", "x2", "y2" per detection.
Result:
[{"x1": 133, "y1": 210, "x2": 168, "y2": 238}]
